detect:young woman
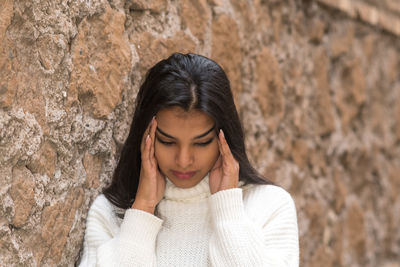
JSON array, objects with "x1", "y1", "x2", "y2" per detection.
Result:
[{"x1": 78, "y1": 53, "x2": 299, "y2": 266}]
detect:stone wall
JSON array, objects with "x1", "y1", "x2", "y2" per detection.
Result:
[{"x1": 0, "y1": 0, "x2": 399, "y2": 266}]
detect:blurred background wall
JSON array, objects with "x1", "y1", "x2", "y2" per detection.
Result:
[{"x1": 0, "y1": 0, "x2": 399, "y2": 266}]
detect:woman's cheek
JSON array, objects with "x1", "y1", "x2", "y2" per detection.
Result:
[
  {"x1": 154, "y1": 143, "x2": 166, "y2": 167},
  {"x1": 204, "y1": 144, "x2": 220, "y2": 168}
]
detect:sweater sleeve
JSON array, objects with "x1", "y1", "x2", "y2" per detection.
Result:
[
  {"x1": 78, "y1": 195, "x2": 163, "y2": 267},
  {"x1": 208, "y1": 186, "x2": 299, "y2": 267}
]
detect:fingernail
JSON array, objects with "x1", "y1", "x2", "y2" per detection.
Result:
[
  {"x1": 220, "y1": 129, "x2": 225, "y2": 138},
  {"x1": 146, "y1": 134, "x2": 150, "y2": 141}
]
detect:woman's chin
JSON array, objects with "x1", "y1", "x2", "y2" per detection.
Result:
[{"x1": 168, "y1": 174, "x2": 206, "y2": 189}]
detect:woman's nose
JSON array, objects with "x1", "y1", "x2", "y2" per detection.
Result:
[{"x1": 175, "y1": 146, "x2": 194, "y2": 169}]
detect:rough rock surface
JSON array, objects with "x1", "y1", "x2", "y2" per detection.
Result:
[{"x1": 0, "y1": 0, "x2": 399, "y2": 266}]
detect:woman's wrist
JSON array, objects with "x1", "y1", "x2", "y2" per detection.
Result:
[{"x1": 131, "y1": 200, "x2": 155, "y2": 214}]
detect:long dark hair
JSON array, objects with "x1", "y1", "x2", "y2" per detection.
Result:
[{"x1": 103, "y1": 53, "x2": 273, "y2": 209}]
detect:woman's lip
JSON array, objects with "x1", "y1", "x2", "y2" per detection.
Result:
[{"x1": 171, "y1": 170, "x2": 196, "y2": 179}]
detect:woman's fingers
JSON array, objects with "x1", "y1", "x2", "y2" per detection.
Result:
[
  {"x1": 141, "y1": 118, "x2": 156, "y2": 169},
  {"x1": 218, "y1": 129, "x2": 239, "y2": 172},
  {"x1": 217, "y1": 131, "x2": 223, "y2": 155},
  {"x1": 211, "y1": 155, "x2": 222, "y2": 171},
  {"x1": 141, "y1": 133, "x2": 151, "y2": 167},
  {"x1": 219, "y1": 130, "x2": 232, "y2": 159},
  {"x1": 149, "y1": 117, "x2": 157, "y2": 163},
  {"x1": 141, "y1": 119, "x2": 152, "y2": 153}
]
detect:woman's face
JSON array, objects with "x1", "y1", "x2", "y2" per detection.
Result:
[{"x1": 154, "y1": 106, "x2": 220, "y2": 188}]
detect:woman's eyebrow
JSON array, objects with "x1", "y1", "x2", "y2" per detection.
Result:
[{"x1": 156, "y1": 124, "x2": 216, "y2": 140}]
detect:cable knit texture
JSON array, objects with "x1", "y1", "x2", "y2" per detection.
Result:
[{"x1": 79, "y1": 175, "x2": 299, "y2": 266}]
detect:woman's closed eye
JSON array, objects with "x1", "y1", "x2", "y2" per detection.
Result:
[
  {"x1": 156, "y1": 138, "x2": 175, "y2": 146},
  {"x1": 156, "y1": 137, "x2": 214, "y2": 147},
  {"x1": 195, "y1": 138, "x2": 214, "y2": 146}
]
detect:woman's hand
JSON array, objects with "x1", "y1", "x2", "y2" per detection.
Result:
[
  {"x1": 209, "y1": 130, "x2": 239, "y2": 194},
  {"x1": 132, "y1": 117, "x2": 166, "y2": 214}
]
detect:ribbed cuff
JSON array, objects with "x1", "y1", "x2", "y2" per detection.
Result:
[
  {"x1": 119, "y1": 208, "x2": 163, "y2": 245},
  {"x1": 209, "y1": 188, "x2": 245, "y2": 222}
]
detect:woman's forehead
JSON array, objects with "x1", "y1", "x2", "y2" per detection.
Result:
[
  {"x1": 156, "y1": 107, "x2": 212, "y2": 121},
  {"x1": 156, "y1": 107, "x2": 215, "y2": 137}
]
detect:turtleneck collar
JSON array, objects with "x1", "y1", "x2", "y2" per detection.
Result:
[
  {"x1": 163, "y1": 174, "x2": 211, "y2": 202},
  {"x1": 163, "y1": 174, "x2": 247, "y2": 202}
]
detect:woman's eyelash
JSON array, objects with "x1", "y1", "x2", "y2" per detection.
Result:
[
  {"x1": 157, "y1": 138, "x2": 175, "y2": 146},
  {"x1": 156, "y1": 137, "x2": 213, "y2": 146},
  {"x1": 195, "y1": 139, "x2": 213, "y2": 146}
]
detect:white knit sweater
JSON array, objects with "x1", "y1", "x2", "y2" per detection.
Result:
[{"x1": 78, "y1": 175, "x2": 299, "y2": 266}]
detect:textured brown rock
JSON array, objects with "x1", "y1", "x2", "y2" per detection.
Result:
[
  {"x1": 83, "y1": 152, "x2": 102, "y2": 189},
  {"x1": 1, "y1": 1, "x2": 50, "y2": 132},
  {"x1": 384, "y1": 0, "x2": 400, "y2": 14},
  {"x1": 9, "y1": 166, "x2": 35, "y2": 227},
  {"x1": 385, "y1": 166, "x2": 400, "y2": 258},
  {"x1": 172, "y1": 32, "x2": 197, "y2": 54},
  {"x1": 361, "y1": 34, "x2": 377, "y2": 63},
  {"x1": 271, "y1": 7, "x2": 282, "y2": 44},
  {"x1": 36, "y1": 34, "x2": 66, "y2": 72},
  {"x1": 179, "y1": 0, "x2": 209, "y2": 42},
  {"x1": 0, "y1": 221, "x2": 21, "y2": 266},
  {"x1": 381, "y1": 48, "x2": 399, "y2": 84},
  {"x1": 309, "y1": 149, "x2": 328, "y2": 177},
  {"x1": 309, "y1": 18, "x2": 325, "y2": 43},
  {"x1": 211, "y1": 14, "x2": 242, "y2": 103},
  {"x1": 27, "y1": 141, "x2": 57, "y2": 178},
  {"x1": 132, "y1": 31, "x2": 196, "y2": 76},
  {"x1": 336, "y1": 59, "x2": 366, "y2": 128},
  {"x1": 68, "y1": 4, "x2": 131, "y2": 118},
  {"x1": 305, "y1": 199, "x2": 327, "y2": 240},
  {"x1": 396, "y1": 94, "x2": 400, "y2": 141},
  {"x1": 291, "y1": 139, "x2": 309, "y2": 168},
  {"x1": 127, "y1": 0, "x2": 168, "y2": 14},
  {"x1": 33, "y1": 188, "x2": 84, "y2": 265},
  {"x1": 311, "y1": 47, "x2": 335, "y2": 136},
  {"x1": 0, "y1": 0, "x2": 13, "y2": 38},
  {"x1": 346, "y1": 201, "x2": 367, "y2": 261},
  {"x1": 15, "y1": 73, "x2": 48, "y2": 133},
  {"x1": 309, "y1": 245, "x2": 334, "y2": 267},
  {"x1": 0, "y1": 40, "x2": 17, "y2": 109},
  {"x1": 368, "y1": 101, "x2": 386, "y2": 140},
  {"x1": 333, "y1": 170, "x2": 347, "y2": 213},
  {"x1": 316, "y1": 0, "x2": 400, "y2": 35},
  {"x1": 254, "y1": 0, "x2": 271, "y2": 31},
  {"x1": 263, "y1": 160, "x2": 280, "y2": 183},
  {"x1": 382, "y1": 262, "x2": 400, "y2": 267},
  {"x1": 0, "y1": 109, "x2": 42, "y2": 166},
  {"x1": 255, "y1": 47, "x2": 284, "y2": 132},
  {"x1": 0, "y1": 0, "x2": 16, "y2": 109},
  {"x1": 285, "y1": 58, "x2": 303, "y2": 93},
  {"x1": 388, "y1": 166, "x2": 400, "y2": 200},
  {"x1": 346, "y1": 153, "x2": 375, "y2": 196},
  {"x1": 330, "y1": 219, "x2": 345, "y2": 266},
  {"x1": 292, "y1": 11, "x2": 306, "y2": 38},
  {"x1": 330, "y1": 24, "x2": 354, "y2": 58},
  {"x1": 288, "y1": 172, "x2": 305, "y2": 197},
  {"x1": 231, "y1": 0, "x2": 254, "y2": 40}
]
